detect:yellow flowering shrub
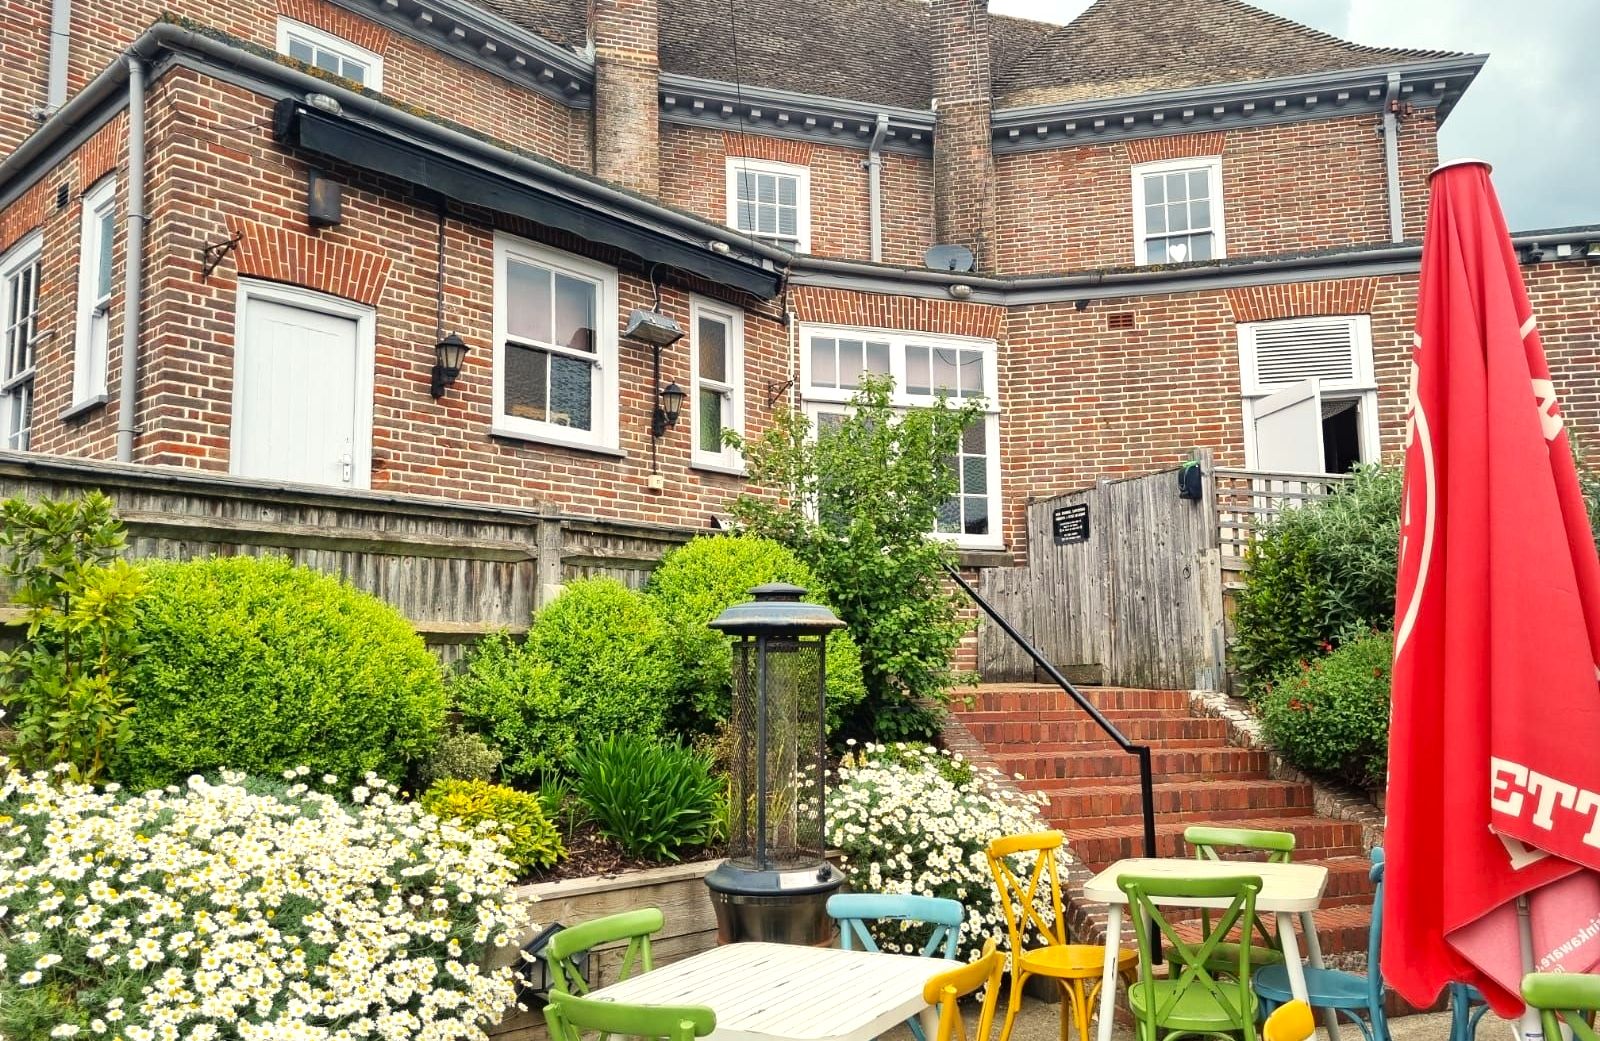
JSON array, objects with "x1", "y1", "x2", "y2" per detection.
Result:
[
  {"x1": 421, "y1": 779, "x2": 565, "y2": 873},
  {"x1": 0, "y1": 760, "x2": 532, "y2": 1040}
]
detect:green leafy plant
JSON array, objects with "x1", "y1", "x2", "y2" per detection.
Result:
[
  {"x1": 1232, "y1": 464, "x2": 1403, "y2": 696},
  {"x1": 644, "y1": 533, "x2": 866, "y2": 736},
  {"x1": 453, "y1": 579, "x2": 676, "y2": 781},
  {"x1": 421, "y1": 777, "x2": 566, "y2": 872},
  {"x1": 414, "y1": 725, "x2": 502, "y2": 789},
  {"x1": 115, "y1": 555, "x2": 447, "y2": 790},
  {"x1": 729, "y1": 375, "x2": 984, "y2": 740},
  {"x1": 570, "y1": 734, "x2": 722, "y2": 862},
  {"x1": 0, "y1": 492, "x2": 144, "y2": 782},
  {"x1": 535, "y1": 771, "x2": 590, "y2": 839},
  {"x1": 1260, "y1": 629, "x2": 1393, "y2": 789}
]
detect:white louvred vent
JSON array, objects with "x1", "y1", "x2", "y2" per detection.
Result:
[{"x1": 1251, "y1": 317, "x2": 1358, "y2": 386}]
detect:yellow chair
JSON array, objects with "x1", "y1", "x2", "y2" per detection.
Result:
[
  {"x1": 922, "y1": 938, "x2": 1004, "y2": 1041},
  {"x1": 1263, "y1": 1000, "x2": 1316, "y2": 1041},
  {"x1": 986, "y1": 831, "x2": 1137, "y2": 1041}
]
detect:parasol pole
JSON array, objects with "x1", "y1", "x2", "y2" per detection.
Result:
[{"x1": 1517, "y1": 895, "x2": 1550, "y2": 1041}]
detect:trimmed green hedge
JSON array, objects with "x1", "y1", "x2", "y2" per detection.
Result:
[
  {"x1": 644, "y1": 534, "x2": 866, "y2": 735},
  {"x1": 453, "y1": 578, "x2": 676, "y2": 780},
  {"x1": 115, "y1": 555, "x2": 447, "y2": 790}
]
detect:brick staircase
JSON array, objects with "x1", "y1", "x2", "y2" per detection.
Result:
[{"x1": 955, "y1": 683, "x2": 1378, "y2": 966}]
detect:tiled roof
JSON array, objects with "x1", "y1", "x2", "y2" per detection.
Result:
[
  {"x1": 993, "y1": 0, "x2": 1465, "y2": 108},
  {"x1": 474, "y1": 0, "x2": 1465, "y2": 111}
]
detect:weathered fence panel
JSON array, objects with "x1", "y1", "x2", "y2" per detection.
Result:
[
  {"x1": 0, "y1": 454, "x2": 694, "y2": 662},
  {"x1": 978, "y1": 457, "x2": 1225, "y2": 690},
  {"x1": 1213, "y1": 467, "x2": 1348, "y2": 572}
]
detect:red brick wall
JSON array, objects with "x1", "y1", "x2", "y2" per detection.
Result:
[
  {"x1": 20, "y1": 69, "x2": 788, "y2": 528},
  {"x1": 2, "y1": 0, "x2": 586, "y2": 167},
  {"x1": 993, "y1": 115, "x2": 1438, "y2": 272},
  {"x1": 658, "y1": 125, "x2": 936, "y2": 266},
  {"x1": 930, "y1": 0, "x2": 996, "y2": 268}
]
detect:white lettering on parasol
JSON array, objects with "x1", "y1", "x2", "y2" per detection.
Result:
[
  {"x1": 1533, "y1": 379, "x2": 1564, "y2": 442},
  {"x1": 1492, "y1": 756, "x2": 1600, "y2": 851},
  {"x1": 1395, "y1": 350, "x2": 1437, "y2": 659}
]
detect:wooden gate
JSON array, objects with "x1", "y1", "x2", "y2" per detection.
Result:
[{"x1": 977, "y1": 457, "x2": 1225, "y2": 690}]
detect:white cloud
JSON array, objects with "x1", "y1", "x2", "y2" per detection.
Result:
[{"x1": 987, "y1": 0, "x2": 1599, "y2": 230}]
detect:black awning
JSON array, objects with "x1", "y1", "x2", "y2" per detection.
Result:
[{"x1": 272, "y1": 100, "x2": 782, "y2": 299}]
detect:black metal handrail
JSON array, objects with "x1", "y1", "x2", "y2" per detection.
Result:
[{"x1": 943, "y1": 561, "x2": 1159, "y2": 864}]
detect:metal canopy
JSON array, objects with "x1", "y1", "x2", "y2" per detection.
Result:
[{"x1": 272, "y1": 99, "x2": 783, "y2": 299}]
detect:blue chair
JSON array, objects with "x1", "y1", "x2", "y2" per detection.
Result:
[
  {"x1": 827, "y1": 893, "x2": 965, "y2": 1041},
  {"x1": 1254, "y1": 848, "x2": 1390, "y2": 1041},
  {"x1": 1450, "y1": 983, "x2": 1490, "y2": 1041}
]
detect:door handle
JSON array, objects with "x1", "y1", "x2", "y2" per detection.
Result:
[{"x1": 341, "y1": 453, "x2": 352, "y2": 483}]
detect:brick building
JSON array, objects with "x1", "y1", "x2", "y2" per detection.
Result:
[{"x1": 0, "y1": 0, "x2": 1596, "y2": 566}]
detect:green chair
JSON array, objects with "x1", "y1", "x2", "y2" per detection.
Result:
[
  {"x1": 544, "y1": 989, "x2": 715, "y2": 1041},
  {"x1": 1118, "y1": 872, "x2": 1264, "y2": 1041},
  {"x1": 1523, "y1": 972, "x2": 1600, "y2": 1041},
  {"x1": 1182, "y1": 826, "x2": 1295, "y2": 975},
  {"x1": 544, "y1": 908, "x2": 665, "y2": 996}
]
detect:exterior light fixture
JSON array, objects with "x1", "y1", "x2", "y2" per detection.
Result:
[
  {"x1": 514, "y1": 922, "x2": 586, "y2": 1007},
  {"x1": 655, "y1": 381, "x2": 686, "y2": 436},
  {"x1": 1586, "y1": 243, "x2": 1600, "y2": 259},
  {"x1": 623, "y1": 285, "x2": 688, "y2": 475},
  {"x1": 431, "y1": 333, "x2": 469, "y2": 398}
]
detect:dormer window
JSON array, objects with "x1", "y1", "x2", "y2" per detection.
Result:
[
  {"x1": 277, "y1": 18, "x2": 383, "y2": 90},
  {"x1": 725, "y1": 158, "x2": 810, "y2": 253},
  {"x1": 1131, "y1": 156, "x2": 1225, "y2": 265}
]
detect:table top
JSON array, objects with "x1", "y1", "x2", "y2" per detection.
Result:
[
  {"x1": 1082, "y1": 857, "x2": 1329, "y2": 912},
  {"x1": 587, "y1": 941, "x2": 944, "y2": 1041}
]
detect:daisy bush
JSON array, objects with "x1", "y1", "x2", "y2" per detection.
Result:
[
  {"x1": 0, "y1": 760, "x2": 532, "y2": 1041},
  {"x1": 826, "y1": 742, "x2": 1060, "y2": 961}
]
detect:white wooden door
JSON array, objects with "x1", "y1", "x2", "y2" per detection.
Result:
[
  {"x1": 233, "y1": 287, "x2": 371, "y2": 488},
  {"x1": 1252, "y1": 377, "x2": 1325, "y2": 473}
]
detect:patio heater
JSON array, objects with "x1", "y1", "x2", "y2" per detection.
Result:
[{"x1": 705, "y1": 583, "x2": 845, "y2": 945}]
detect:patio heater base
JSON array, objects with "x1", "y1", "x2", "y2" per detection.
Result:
[{"x1": 705, "y1": 861, "x2": 844, "y2": 947}]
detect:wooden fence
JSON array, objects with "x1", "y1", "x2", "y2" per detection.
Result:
[
  {"x1": 0, "y1": 454, "x2": 697, "y2": 662},
  {"x1": 976, "y1": 457, "x2": 1226, "y2": 691},
  {"x1": 1213, "y1": 467, "x2": 1349, "y2": 572}
]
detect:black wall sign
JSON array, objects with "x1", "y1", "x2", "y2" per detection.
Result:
[{"x1": 1052, "y1": 503, "x2": 1090, "y2": 545}]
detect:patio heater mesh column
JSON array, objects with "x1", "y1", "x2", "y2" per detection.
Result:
[{"x1": 706, "y1": 583, "x2": 844, "y2": 945}]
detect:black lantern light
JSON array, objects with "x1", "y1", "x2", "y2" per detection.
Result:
[
  {"x1": 431, "y1": 333, "x2": 469, "y2": 398},
  {"x1": 704, "y1": 583, "x2": 845, "y2": 945},
  {"x1": 512, "y1": 922, "x2": 587, "y2": 1008},
  {"x1": 655, "y1": 381, "x2": 686, "y2": 436}
]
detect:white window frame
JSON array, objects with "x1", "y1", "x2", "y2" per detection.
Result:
[
  {"x1": 1238, "y1": 314, "x2": 1379, "y2": 470},
  {"x1": 276, "y1": 17, "x2": 384, "y2": 91},
  {"x1": 799, "y1": 323, "x2": 1003, "y2": 549},
  {"x1": 230, "y1": 279, "x2": 376, "y2": 489},
  {"x1": 689, "y1": 295, "x2": 745, "y2": 474},
  {"x1": 1131, "y1": 155, "x2": 1226, "y2": 266},
  {"x1": 0, "y1": 232, "x2": 42, "y2": 451},
  {"x1": 491, "y1": 233, "x2": 620, "y2": 454},
  {"x1": 73, "y1": 176, "x2": 115, "y2": 407},
  {"x1": 725, "y1": 158, "x2": 811, "y2": 254}
]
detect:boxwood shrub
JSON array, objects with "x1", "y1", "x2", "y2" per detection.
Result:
[
  {"x1": 645, "y1": 534, "x2": 867, "y2": 736},
  {"x1": 454, "y1": 578, "x2": 676, "y2": 780},
  {"x1": 114, "y1": 555, "x2": 446, "y2": 790},
  {"x1": 1259, "y1": 629, "x2": 1393, "y2": 789}
]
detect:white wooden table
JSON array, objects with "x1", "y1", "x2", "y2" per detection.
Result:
[
  {"x1": 1083, "y1": 858, "x2": 1335, "y2": 1041},
  {"x1": 586, "y1": 941, "x2": 945, "y2": 1041}
]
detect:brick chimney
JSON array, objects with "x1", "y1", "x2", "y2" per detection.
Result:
[
  {"x1": 930, "y1": 0, "x2": 996, "y2": 269},
  {"x1": 590, "y1": 0, "x2": 660, "y2": 194}
]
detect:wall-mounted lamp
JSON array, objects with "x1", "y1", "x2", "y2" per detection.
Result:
[
  {"x1": 431, "y1": 333, "x2": 469, "y2": 398},
  {"x1": 1586, "y1": 243, "x2": 1600, "y2": 259},
  {"x1": 623, "y1": 289, "x2": 687, "y2": 477}
]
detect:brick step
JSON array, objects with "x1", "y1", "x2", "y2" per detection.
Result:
[
  {"x1": 964, "y1": 716, "x2": 1232, "y2": 748},
  {"x1": 1005, "y1": 747, "x2": 1272, "y2": 786},
  {"x1": 956, "y1": 708, "x2": 1198, "y2": 726},
  {"x1": 1163, "y1": 902, "x2": 1375, "y2": 960},
  {"x1": 1066, "y1": 817, "x2": 1367, "y2": 869},
  {"x1": 960, "y1": 685, "x2": 1191, "y2": 714},
  {"x1": 1042, "y1": 778, "x2": 1316, "y2": 830}
]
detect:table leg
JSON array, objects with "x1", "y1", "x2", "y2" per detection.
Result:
[
  {"x1": 917, "y1": 1005, "x2": 940, "y2": 1041},
  {"x1": 1276, "y1": 912, "x2": 1308, "y2": 1002},
  {"x1": 1299, "y1": 910, "x2": 1342, "y2": 1041},
  {"x1": 1096, "y1": 904, "x2": 1122, "y2": 1041}
]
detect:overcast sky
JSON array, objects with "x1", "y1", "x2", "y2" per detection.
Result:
[{"x1": 988, "y1": 0, "x2": 1599, "y2": 232}]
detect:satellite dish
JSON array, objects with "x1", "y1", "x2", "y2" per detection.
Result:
[{"x1": 923, "y1": 243, "x2": 975, "y2": 273}]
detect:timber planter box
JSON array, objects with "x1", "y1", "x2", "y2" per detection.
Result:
[{"x1": 488, "y1": 858, "x2": 724, "y2": 1040}]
